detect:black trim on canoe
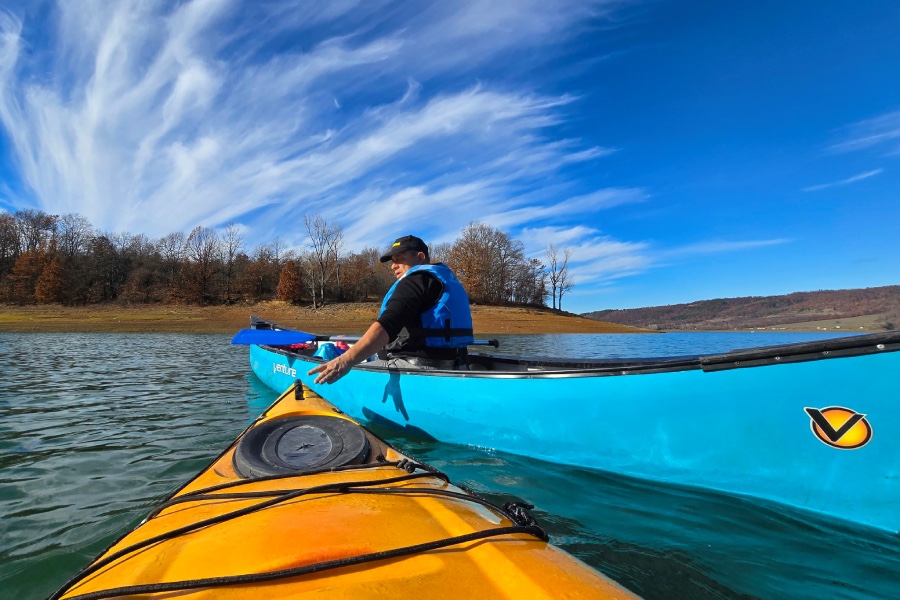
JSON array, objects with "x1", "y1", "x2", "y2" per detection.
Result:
[
  {"x1": 699, "y1": 330, "x2": 900, "y2": 371},
  {"x1": 249, "y1": 316, "x2": 900, "y2": 376}
]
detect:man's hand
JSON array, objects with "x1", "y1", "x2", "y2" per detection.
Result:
[
  {"x1": 306, "y1": 321, "x2": 391, "y2": 385},
  {"x1": 308, "y1": 355, "x2": 352, "y2": 384}
]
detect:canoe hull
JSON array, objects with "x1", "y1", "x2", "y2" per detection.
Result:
[{"x1": 250, "y1": 342, "x2": 900, "y2": 532}]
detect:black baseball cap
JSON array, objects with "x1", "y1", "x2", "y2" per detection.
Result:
[{"x1": 379, "y1": 235, "x2": 429, "y2": 262}]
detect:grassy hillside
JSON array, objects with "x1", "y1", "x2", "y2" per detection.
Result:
[{"x1": 583, "y1": 285, "x2": 900, "y2": 331}]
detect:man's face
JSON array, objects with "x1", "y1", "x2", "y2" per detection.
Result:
[{"x1": 390, "y1": 250, "x2": 425, "y2": 279}]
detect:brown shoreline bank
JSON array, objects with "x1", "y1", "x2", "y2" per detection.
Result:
[{"x1": 0, "y1": 302, "x2": 649, "y2": 335}]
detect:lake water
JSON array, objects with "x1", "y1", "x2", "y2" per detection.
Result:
[{"x1": 1, "y1": 331, "x2": 897, "y2": 600}]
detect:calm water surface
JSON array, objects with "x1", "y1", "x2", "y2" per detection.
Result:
[{"x1": 1, "y1": 332, "x2": 897, "y2": 600}]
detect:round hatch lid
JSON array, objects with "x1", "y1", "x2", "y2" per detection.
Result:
[{"x1": 233, "y1": 415, "x2": 370, "y2": 478}]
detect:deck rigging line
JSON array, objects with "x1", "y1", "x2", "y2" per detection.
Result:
[{"x1": 51, "y1": 460, "x2": 549, "y2": 600}]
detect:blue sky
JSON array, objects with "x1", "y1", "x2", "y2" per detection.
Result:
[{"x1": 1, "y1": 0, "x2": 898, "y2": 313}]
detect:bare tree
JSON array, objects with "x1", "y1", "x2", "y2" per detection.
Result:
[
  {"x1": 0, "y1": 212, "x2": 21, "y2": 279},
  {"x1": 56, "y1": 214, "x2": 94, "y2": 260},
  {"x1": 238, "y1": 244, "x2": 278, "y2": 301},
  {"x1": 430, "y1": 242, "x2": 452, "y2": 264},
  {"x1": 558, "y1": 253, "x2": 574, "y2": 310},
  {"x1": 183, "y1": 226, "x2": 220, "y2": 303},
  {"x1": 546, "y1": 244, "x2": 573, "y2": 310},
  {"x1": 270, "y1": 237, "x2": 286, "y2": 267},
  {"x1": 15, "y1": 209, "x2": 57, "y2": 252},
  {"x1": 156, "y1": 231, "x2": 185, "y2": 299},
  {"x1": 303, "y1": 215, "x2": 344, "y2": 307},
  {"x1": 546, "y1": 244, "x2": 559, "y2": 309},
  {"x1": 110, "y1": 233, "x2": 157, "y2": 303},
  {"x1": 297, "y1": 250, "x2": 320, "y2": 307},
  {"x1": 493, "y1": 232, "x2": 525, "y2": 303},
  {"x1": 513, "y1": 258, "x2": 546, "y2": 305},
  {"x1": 219, "y1": 223, "x2": 244, "y2": 303}
]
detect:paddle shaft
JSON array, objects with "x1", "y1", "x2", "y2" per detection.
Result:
[
  {"x1": 320, "y1": 334, "x2": 498, "y2": 347},
  {"x1": 232, "y1": 329, "x2": 499, "y2": 348},
  {"x1": 315, "y1": 334, "x2": 498, "y2": 347}
]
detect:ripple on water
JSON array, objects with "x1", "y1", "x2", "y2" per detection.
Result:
[{"x1": 2, "y1": 332, "x2": 898, "y2": 600}]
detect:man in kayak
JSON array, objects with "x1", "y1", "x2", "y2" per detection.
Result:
[{"x1": 309, "y1": 234, "x2": 474, "y2": 384}]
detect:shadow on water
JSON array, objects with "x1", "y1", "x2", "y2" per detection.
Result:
[
  {"x1": 362, "y1": 406, "x2": 437, "y2": 440},
  {"x1": 244, "y1": 371, "x2": 280, "y2": 415}
]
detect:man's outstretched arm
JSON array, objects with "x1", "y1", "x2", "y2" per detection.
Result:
[{"x1": 307, "y1": 321, "x2": 391, "y2": 384}]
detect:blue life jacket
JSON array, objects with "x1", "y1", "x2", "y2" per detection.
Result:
[{"x1": 379, "y1": 263, "x2": 474, "y2": 349}]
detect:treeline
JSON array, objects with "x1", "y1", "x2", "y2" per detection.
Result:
[
  {"x1": 0, "y1": 210, "x2": 574, "y2": 308},
  {"x1": 584, "y1": 286, "x2": 900, "y2": 330}
]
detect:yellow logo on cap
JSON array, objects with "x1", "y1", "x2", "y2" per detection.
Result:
[{"x1": 392, "y1": 242, "x2": 401, "y2": 247}]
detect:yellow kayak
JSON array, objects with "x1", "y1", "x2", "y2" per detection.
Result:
[{"x1": 52, "y1": 383, "x2": 638, "y2": 599}]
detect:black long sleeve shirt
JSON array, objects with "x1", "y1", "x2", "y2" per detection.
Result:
[{"x1": 375, "y1": 270, "x2": 462, "y2": 359}]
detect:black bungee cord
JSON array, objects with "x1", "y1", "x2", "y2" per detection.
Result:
[{"x1": 51, "y1": 460, "x2": 547, "y2": 600}]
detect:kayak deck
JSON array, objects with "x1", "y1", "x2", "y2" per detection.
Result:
[{"x1": 54, "y1": 384, "x2": 636, "y2": 599}]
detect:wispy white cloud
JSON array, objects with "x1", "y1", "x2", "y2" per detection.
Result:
[
  {"x1": 479, "y1": 187, "x2": 646, "y2": 231},
  {"x1": 518, "y1": 225, "x2": 651, "y2": 286},
  {"x1": 0, "y1": 0, "x2": 628, "y2": 250},
  {"x1": 830, "y1": 110, "x2": 900, "y2": 154},
  {"x1": 398, "y1": 0, "x2": 620, "y2": 75},
  {"x1": 663, "y1": 238, "x2": 791, "y2": 257},
  {"x1": 514, "y1": 226, "x2": 791, "y2": 293},
  {"x1": 802, "y1": 168, "x2": 884, "y2": 192}
]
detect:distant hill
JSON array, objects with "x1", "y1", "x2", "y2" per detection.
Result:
[{"x1": 583, "y1": 286, "x2": 900, "y2": 331}]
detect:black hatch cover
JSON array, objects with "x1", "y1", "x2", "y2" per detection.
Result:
[{"x1": 233, "y1": 415, "x2": 370, "y2": 478}]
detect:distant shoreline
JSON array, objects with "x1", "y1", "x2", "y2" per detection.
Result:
[
  {"x1": 3, "y1": 303, "x2": 876, "y2": 335},
  {"x1": 583, "y1": 286, "x2": 898, "y2": 333},
  {"x1": 0, "y1": 302, "x2": 649, "y2": 335},
  {"x1": 660, "y1": 318, "x2": 883, "y2": 334},
  {"x1": 662, "y1": 328, "x2": 867, "y2": 334}
]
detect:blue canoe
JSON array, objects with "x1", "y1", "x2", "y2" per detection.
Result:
[{"x1": 238, "y1": 317, "x2": 900, "y2": 533}]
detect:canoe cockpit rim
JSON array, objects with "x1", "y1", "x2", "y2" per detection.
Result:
[{"x1": 249, "y1": 316, "x2": 900, "y2": 379}]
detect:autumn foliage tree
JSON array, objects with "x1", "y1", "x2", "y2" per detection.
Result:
[
  {"x1": 276, "y1": 260, "x2": 304, "y2": 304},
  {"x1": 5, "y1": 248, "x2": 47, "y2": 303},
  {"x1": 0, "y1": 209, "x2": 562, "y2": 310},
  {"x1": 238, "y1": 244, "x2": 280, "y2": 301},
  {"x1": 35, "y1": 251, "x2": 68, "y2": 304},
  {"x1": 339, "y1": 247, "x2": 392, "y2": 301},
  {"x1": 446, "y1": 222, "x2": 546, "y2": 305}
]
